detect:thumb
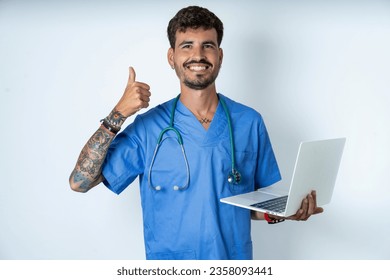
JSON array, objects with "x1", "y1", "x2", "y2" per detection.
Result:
[{"x1": 127, "y1": 66, "x2": 136, "y2": 85}]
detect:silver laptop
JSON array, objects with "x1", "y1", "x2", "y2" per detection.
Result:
[{"x1": 220, "y1": 138, "x2": 346, "y2": 217}]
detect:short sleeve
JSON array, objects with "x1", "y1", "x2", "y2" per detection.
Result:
[
  {"x1": 255, "y1": 119, "x2": 281, "y2": 188},
  {"x1": 102, "y1": 116, "x2": 146, "y2": 194}
]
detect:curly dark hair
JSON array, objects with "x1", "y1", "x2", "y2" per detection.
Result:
[{"x1": 167, "y1": 6, "x2": 224, "y2": 48}]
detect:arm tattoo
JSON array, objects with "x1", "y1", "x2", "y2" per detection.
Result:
[
  {"x1": 104, "y1": 109, "x2": 126, "y2": 130},
  {"x1": 71, "y1": 127, "x2": 115, "y2": 191}
]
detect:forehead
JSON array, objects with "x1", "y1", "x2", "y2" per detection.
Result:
[{"x1": 174, "y1": 28, "x2": 218, "y2": 46}]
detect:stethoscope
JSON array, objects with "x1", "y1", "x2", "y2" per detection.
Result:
[{"x1": 148, "y1": 94, "x2": 241, "y2": 191}]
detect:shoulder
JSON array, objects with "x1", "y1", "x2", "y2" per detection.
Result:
[
  {"x1": 126, "y1": 97, "x2": 176, "y2": 128},
  {"x1": 219, "y1": 94, "x2": 264, "y2": 123},
  {"x1": 139, "y1": 98, "x2": 175, "y2": 121}
]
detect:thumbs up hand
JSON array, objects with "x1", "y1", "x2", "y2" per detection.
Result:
[{"x1": 114, "y1": 67, "x2": 151, "y2": 118}]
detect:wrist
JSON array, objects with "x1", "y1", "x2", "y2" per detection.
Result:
[
  {"x1": 100, "y1": 109, "x2": 127, "y2": 134},
  {"x1": 264, "y1": 213, "x2": 285, "y2": 224},
  {"x1": 100, "y1": 120, "x2": 120, "y2": 135}
]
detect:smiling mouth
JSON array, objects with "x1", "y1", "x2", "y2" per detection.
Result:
[
  {"x1": 184, "y1": 60, "x2": 212, "y2": 72},
  {"x1": 187, "y1": 64, "x2": 210, "y2": 71}
]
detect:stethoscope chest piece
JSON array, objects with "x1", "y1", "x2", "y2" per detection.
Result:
[{"x1": 227, "y1": 168, "x2": 241, "y2": 185}]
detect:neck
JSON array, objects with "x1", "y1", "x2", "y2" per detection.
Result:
[{"x1": 179, "y1": 86, "x2": 219, "y2": 116}]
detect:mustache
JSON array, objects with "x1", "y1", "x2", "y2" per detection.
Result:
[{"x1": 184, "y1": 59, "x2": 213, "y2": 68}]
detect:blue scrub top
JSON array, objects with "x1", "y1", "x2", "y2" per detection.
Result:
[{"x1": 102, "y1": 94, "x2": 281, "y2": 260}]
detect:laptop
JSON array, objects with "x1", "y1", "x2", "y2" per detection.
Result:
[{"x1": 220, "y1": 138, "x2": 346, "y2": 217}]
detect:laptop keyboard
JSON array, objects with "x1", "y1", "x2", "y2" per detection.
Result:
[{"x1": 250, "y1": 195, "x2": 288, "y2": 213}]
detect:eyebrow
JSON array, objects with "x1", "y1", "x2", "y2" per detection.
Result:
[
  {"x1": 203, "y1": 40, "x2": 218, "y2": 47},
  {"x1": 178, "y1": 40, "x2": 218, "y2": 47},
  {"x1": 178, "y1": 40, "x2": 193, "y2": 47}
]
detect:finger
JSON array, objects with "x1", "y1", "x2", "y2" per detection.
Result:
[
  {"x1": 133, "y1": 81, "x2": 151, "y2": 91},
  {"x1": 127, "y1": 66, "x2": 136, "y2": 85},
  {"x1": 307, "y1": 194, "x2": 314, "y2": 215},
  {"x1": 134, "y1": 83, "x2": 151, "y2": 92},
  {"x1": 141, "y1": 100, "x2": 150, "y2": 109},
  {"x1": 287, "y1": 197, "x2": 307, "y2": 220},
  {"x1": 312, "y1": 190, "x2": 318, "y2": 207},
  {"x1": 139, "y1": 93, "x2": 151, "y2": 103},
  {"x1": 135, "y1": 100, "x2": 150, "y2": 111},
  {"x1": 135, "y1": 87, "x2": 152, "y2": 99},
  {"x1": 298, "y1": 197, "x2": 309, "y2": 220},
  {"x1": 134, "y1": 92, "x2": 151, "y2": 108},
  {"x1": 314, "y1": 207, "x2": 324, "y2": 215},
  {"x1": 301, "y1": 197, "x2": 309, "y2": 214},
  {"x1": 287, "y1": 208, "x2": 304, "y2": 221},
  {"x1": 134, "y1": 93, "x2": 150, "y2": 105},
  {"x1": 311, "y1": 190, "x2": 324, "y2": 215}
]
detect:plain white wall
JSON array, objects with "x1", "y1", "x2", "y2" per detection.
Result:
[{"x1": 1, "y1": 0, "x2": 389, "y2": 259}]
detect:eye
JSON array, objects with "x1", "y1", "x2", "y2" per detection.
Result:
[
  {"x1": 204, "y1": 43, "x2": 215, "y2": 49},
  {"x1": 181, "y1": 44, "x2": 192, "y2": 49}
]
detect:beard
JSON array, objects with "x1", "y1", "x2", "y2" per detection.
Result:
[
  {"x1": 177, "y1": 59, "x2": 221, "y2": 90},
  {"x1": 183, "y1": 72, "x2": 219, "y2": 90}
]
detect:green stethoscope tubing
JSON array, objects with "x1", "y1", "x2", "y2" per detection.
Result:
[{"x1": 148, "y1": 94, "x2": 241, "y2": 191}]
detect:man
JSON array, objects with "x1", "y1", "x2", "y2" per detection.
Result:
[{"x1": 69, "y1": 6, "x2": 323, "y2": 260}]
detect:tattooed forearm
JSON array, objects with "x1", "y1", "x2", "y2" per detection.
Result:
[
  {"x1": 70, "y1": 169, "x2": 103, "y2": 191},
  {"x1": 69, "y1": 126, "x2": 115, "y2": 192},
  {"x1": 103, "y1": 109, "x2": 126, "y2": 130},
  {"x1": 87, "y1": 129, "x2": 113, "y2": 151},
  {"x1": 69, "y1": 109, "x2": 128, "y2": 192}
]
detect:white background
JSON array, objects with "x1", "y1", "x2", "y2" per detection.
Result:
[{"x1": 1, "y1": 0, "x2": 389, "y2": 259}]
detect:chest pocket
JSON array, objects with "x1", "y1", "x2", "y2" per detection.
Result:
[
  {"x1": 229, "y1": 150, "x2": 257, "y2": 194},
  {"x1": 218, "y1": 143, "x2": 257, "y2": 195}
]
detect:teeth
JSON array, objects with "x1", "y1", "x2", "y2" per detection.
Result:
[{"x1": 188, "y1": 65, "x2": 208, "y2": 71}]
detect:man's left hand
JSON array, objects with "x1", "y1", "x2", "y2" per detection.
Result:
[{"x1": 286, "y1": 190, "x2": 324, "y2": 221}]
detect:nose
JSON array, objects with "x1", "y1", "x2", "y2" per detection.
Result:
[{"x1": 191, "y1": 45, "x2": 206, "y2": 60}]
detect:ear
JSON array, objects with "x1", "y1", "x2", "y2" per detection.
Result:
[
  {"x1": 167, "y1": 48, "x2": 175, "y2": 69},
  {"x1": 219, "y1": 48, "x2": 223, "y2": 67}
]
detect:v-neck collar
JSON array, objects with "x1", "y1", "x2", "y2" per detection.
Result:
[{"x1": 173, "y1": 94, "x2": 228, "y2": 146}]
